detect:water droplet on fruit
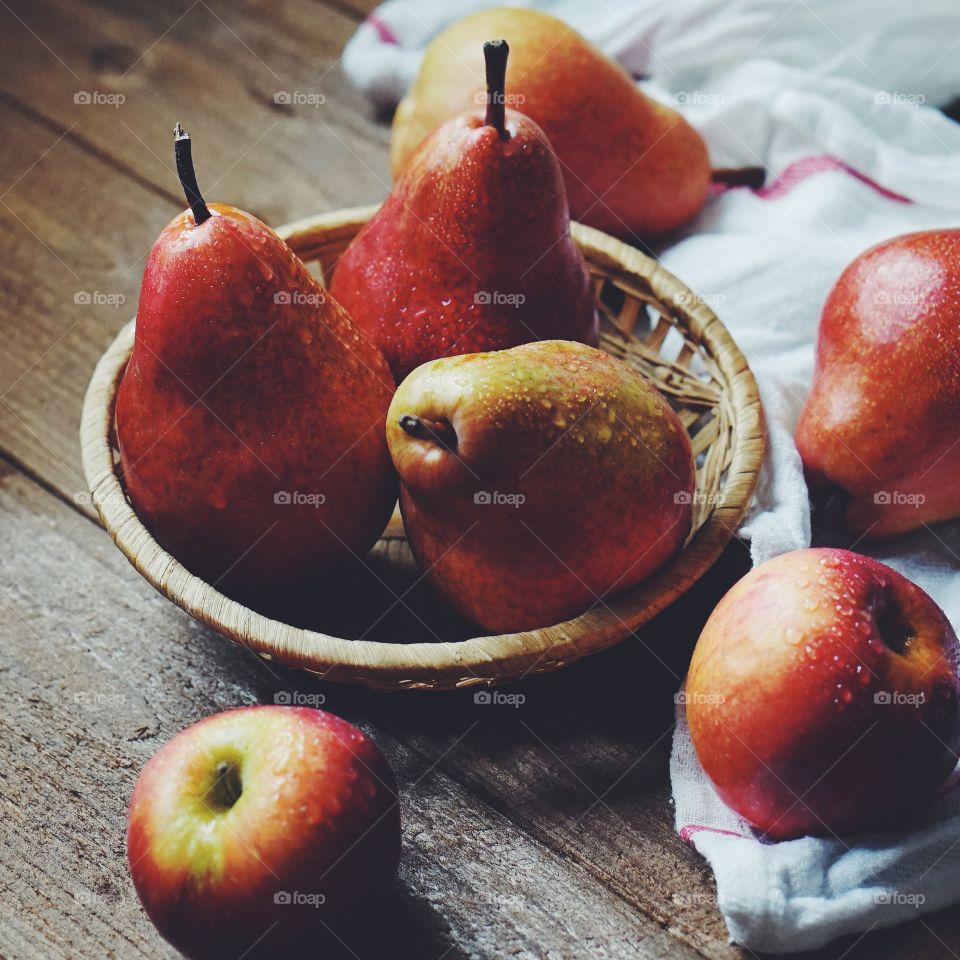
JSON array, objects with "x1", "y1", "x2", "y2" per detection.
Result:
[
  {"x1": 837, "y1": 684, "x2": 854, "y2": 705},
  {"x1": 783, "y1": 627, "x2": 801, "y2": 645},
  {"x1": 804, "y1": 644, "x2": 819, "y2": 661},
  {"x1": 802, "y1": 597, "x2": 819, "y2": 612},
  {"x1": 798, "y1": 579, "x2": 810, "y2": 589}
]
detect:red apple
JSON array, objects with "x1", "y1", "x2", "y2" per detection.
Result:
[
  {"x1": 686, "y1": 548, "x2": 960, "y2": 840},
  {"x1": 127, "y1": 706, "x2": 400, "y2": 959}
]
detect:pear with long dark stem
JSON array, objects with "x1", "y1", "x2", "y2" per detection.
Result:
[
  {"x1": 115, "y1": 124, "x2": 397, "y2": 604},
  {"x1": 331, "y1": 40, "x2": 598, "y2": 382}
]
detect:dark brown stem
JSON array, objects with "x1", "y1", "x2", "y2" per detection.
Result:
[
  {"x1": 399, "y1": 414, "x2": 457, "y2": 451},
  {"x1": 174, "y1": 123, "x2": 211, "y2": 225},
  {"x1": 483, "y1": 40, "x2": 510, "y2": 140},
  {"x1": 711, "y1": 166, "x2": 766, "y2": 189}
]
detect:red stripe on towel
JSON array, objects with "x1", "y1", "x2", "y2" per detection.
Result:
[
  {"x1": 366, "y1": 13, "x2": 399, "y2": 45},
  {"x1": 755, "y1": 155, "x2": 911, "y2": 203},
  {"x1": 679, "y1": 823, "x2": 746, "y2": 844}
]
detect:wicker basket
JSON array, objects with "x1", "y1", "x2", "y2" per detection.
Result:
[{"x1": 80, "y1": 206, "x2": 764, "y2": 691}]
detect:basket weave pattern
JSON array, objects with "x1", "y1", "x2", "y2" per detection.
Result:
[{"x1": 80, "y1": 207, "x2": 764, "y2": 691}]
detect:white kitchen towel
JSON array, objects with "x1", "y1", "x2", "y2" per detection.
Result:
[{"x1": 342, "y1": 2, "x2": 960, "y2": 951}]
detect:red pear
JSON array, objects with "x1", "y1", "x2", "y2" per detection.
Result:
[
  {"x1": 386, "y1": 340, "x2": 695, "y2": 632},
  {"x1": 330, "y1": 40, "x2": 598, "y2": 383},
  {"x1": 796, "y1": 230, "x2": 960, "y2": 537},
  {"x1": 115, "y1": 126, "x2": 397, "y2": 602}
]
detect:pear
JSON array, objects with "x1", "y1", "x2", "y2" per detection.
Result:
[
  {"x1": 391, "y1": 8, "x2": 711, "y2": 240},
  {"x1": 115, "y1": 126, "x2": 397, "y2": 602},
  {"x1": 386, "y1": 340, "x2": 695, "y2": 632},
  {"x1": 331, "y1": 40, "x2": 598, "y2": 383},
  {"x1": 796, "y1": 229, "x2": 960, "y2": 537}
]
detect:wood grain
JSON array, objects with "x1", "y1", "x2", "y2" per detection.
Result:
[
  {"x1": 2, "y1": 0, "x2": 959, "y2": 957},
  {"x1": 0, "y1": 459, "x2": 707, "y2": 960}
]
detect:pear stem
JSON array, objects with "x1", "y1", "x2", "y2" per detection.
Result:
[
  {"x1": 174, "y1": 123, "x2": 211, "y2": 225},
  {"x1": 399, "y1": 414, "x2": 457, "y2": 451},
  {"x1": 483, "y1": 40, "x2": 510, "y2": 140},
  {"x1": 711, "y1": 166, "x2": 766, "y2": 189}
]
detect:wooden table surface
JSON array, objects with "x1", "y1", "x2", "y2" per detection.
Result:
[{"x1": 2, "y1": 1, "x2": 959, "y2": 957}]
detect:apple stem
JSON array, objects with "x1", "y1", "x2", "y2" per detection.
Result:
[
  {"x1": 483, "y1": 40, "x2": 510, "y2": 140},
  {"x1": 174, "y1": 123, "x2": 211, "y2": 225},
  {"x1": 399, "y1": 414, "x2": 457, "y2": 451},
  {"x1": 212, "y1": 761, "x2": 243, "y2": 808}
]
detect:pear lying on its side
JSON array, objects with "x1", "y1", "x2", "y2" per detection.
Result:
[
  {"x1": 387, "y1": 341, "x2": 696, "y2": 633},
  {"x1": 796, "y1": 229, "x2": 960, "y2": 537},
  {"x1": 391, "y1": 7, "x2": 711, "y2": 240}
]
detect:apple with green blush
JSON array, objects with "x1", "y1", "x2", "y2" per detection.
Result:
[{"x1": 127, "y1": 706, "x2": 400, "y2": 959}]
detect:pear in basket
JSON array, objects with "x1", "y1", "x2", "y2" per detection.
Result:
[
  {"x1": 386, "y1": 340, "x2": 696, "y2": 633},
  {"x1": 114, "y1": 125, "x2": 396, "y2": 602},
  {"x1": 797, "y1": 229, "x2": 960, "y2": 536},
  {"x1": 390, "y1": 7, "x2": 711, "y2": 240},
  {"x1": 330, "y1": 40, "x2": 597, "y2": 383}
]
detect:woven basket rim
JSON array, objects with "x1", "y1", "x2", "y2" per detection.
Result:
[{"x1": 79, "y1": 206, "x2": 765, "y2": 691}]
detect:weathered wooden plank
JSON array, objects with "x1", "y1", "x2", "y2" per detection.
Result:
[
  {"x1": 0, "y1": 0, "x2": 391, "y2": 225},
  {"x1": 0, "y1": 98, "x2": 167, "y2": 507},
  {"x1": 0, "y1": 458, "x2": 704, "y2": 960}
]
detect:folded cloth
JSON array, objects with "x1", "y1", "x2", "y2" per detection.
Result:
[{"x1": 343, "y1": 2, "x2": 960, "y2": 950}]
